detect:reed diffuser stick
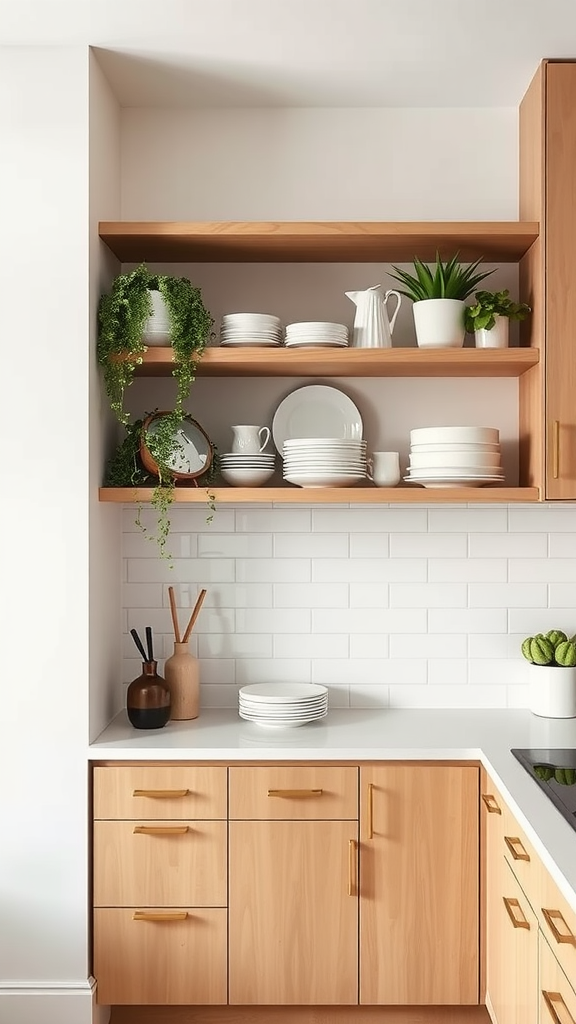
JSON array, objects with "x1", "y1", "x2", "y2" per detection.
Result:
[
  {"x1": 168, "y1": 586, "x2": 181, "y2": 643},
  {"x1": 182, "y1": 589, "x2": 207, "y2": 644}
]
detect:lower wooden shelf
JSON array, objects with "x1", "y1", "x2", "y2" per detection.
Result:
[{"x1": 99, "y1": 486, "x2": 541, "y2": 504}]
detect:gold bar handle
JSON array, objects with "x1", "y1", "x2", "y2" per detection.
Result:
[
  {"x1": 504, "y1": 835, "x2": 530, "y2": 861},
  {"x1": 133, "y1": 911, "x2": 188, "y2": 922},
  {"x1": 543, "y1": 991, "x2": 576, "y2": 1024},
  {"x1": 133, "y1": 825, "x2": 189, "y2": 835},
  {"x1": 553, "y1": 419, "x2": 560, "y2": 480},
  {"x1": 133, "y1": 789, "x2": 189, "y2": 798},
  {"x1": 542, "y1": 907, "x2": 576, "y2": 946},
  {"x1": 367, "y1": 783, "x2": 374, "y2": 839},
  {"x1": 267, "y1": 789, "x2": 323, "y2": 798},
  {"x1": 503, "y1": 896, "x2": 530, "y2": 930},
  {"x1": 481, "y1": 793, "x2": 502, "y2": 814},
  {"x1": 348, "y1": 839, "x2": 357, "y2": 897}
]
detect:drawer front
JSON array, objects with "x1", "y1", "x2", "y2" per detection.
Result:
[
  {"x1": 94, "y1": 907, "x2": 227, "y2": 1005},
  {"x1": 93, "y1": 765, "x2": 227, "y2": 819},
  {"x1": 229, "y1": 765, "x2": 358, "y2": 819},
  {"x1": 540, "y1": 931, "x2": 576, "y2": 1024},
  {"x1": 538, "y1": 868, "x2": 576, "y2": 987},
  {"x1": 501, "y1": 802, "x2": 539, "y2": 908},
  {"x1": 93, "y1": 820, "x2": 227, "y2": 907}
]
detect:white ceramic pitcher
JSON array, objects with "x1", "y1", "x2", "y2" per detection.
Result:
[
  {"x1": 345, "y1": 284, "x2": 402, "y2": 348},
  {"x1": 231, "y1": 424, "x2": 271, "y2": 454}
]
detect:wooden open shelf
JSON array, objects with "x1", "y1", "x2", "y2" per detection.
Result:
[
  {"x1": 128, "y1": 346, "x2": 539, "y2": 378},
  {"x1": 99, "y1": 220, "x2": 539, "y2": 264},
  {"x1": 99, "y1": 486, "x2": 540, "y2": 505}
]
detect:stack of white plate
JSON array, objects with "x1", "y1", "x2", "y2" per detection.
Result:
[
  {"x1": 238, "y1": 682, "x2": 328, "y2": 728},
  {"x1": 284, "y1": 322, "x2": 349, "y2": 348},
  {"x1": 404, "y1": 426, "x2": 505, "y2": 488},
  {"x1": 282, "y1": 438, "x2": 368, "y2": 488},
  {"x1": 220, "y1": 312, "x2": 282, "y2": 347},
  {"x1": 219, "y1": 451, "x2": 276, "y2": 487}
]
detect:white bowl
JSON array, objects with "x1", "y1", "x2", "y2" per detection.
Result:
[
  {"x1": 409, "y1": 451, "x2": 501, "y2": 469},
  {"x1": 410, "y1": 426, "x2": 499, "y2": 445},
  {"x1": 409, "y1": 441, "x2": 500, "y2": 453},
  {"x1": 220, "y1": 466, "x2": 275, "y2": 487}
]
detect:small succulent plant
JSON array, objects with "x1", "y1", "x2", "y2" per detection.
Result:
[{"x1": 521, "y1": 629, "x2": 576, "y2": 666}]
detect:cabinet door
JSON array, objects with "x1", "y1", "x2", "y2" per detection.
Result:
[
  {"x1": 540, "y1": 931, "x2": 576, "y2": 1024},
  {"x1": 229, "y1": 819, "x2": 358, "y2": 1005},
  {"x1": 483, "y1": 778, "x2": 507, "y2": 1017},
  {"x1": 489, "y1": 860, "x2": 539, "y2": 1024},
  {"x1": 360, "y1": 764, "x2": 479, "y2": 1005}
]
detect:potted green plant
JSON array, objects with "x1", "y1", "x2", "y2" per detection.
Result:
[
  {"x1": 521, "y1": 629, "x2": 576, "y2": 718},
  {"x1": 97, "y1": 263, "x2": 214, "y2": 424},
  {"x1": 464, "y1": 289, "x2": 531, "y2": 349},
  {"x1": 389, "y1": 251, "x2": 494, "y2": 349}
]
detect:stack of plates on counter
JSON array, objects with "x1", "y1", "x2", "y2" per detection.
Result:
[
  {"x1": 284, "y1": 321, "x2": 349, "y2": 348},
  {"x1": 238, "y1": 682, "x2": 328, "y2": 728},
  {"x1": 282, "y1": 438, "x2": 368, "y2": 488},
  {"x1": 220, "y1": 312, "x2": 283, "y2": 346},
  {"x1": 404, "y1": 426, "x2": 505, "y2": 488}
]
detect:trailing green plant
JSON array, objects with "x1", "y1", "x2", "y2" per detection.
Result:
[
  {"x1": 389, "y1": 252, "x2": 494, "y2": 302},
  {"x1": 97, "y1": 264, "x2": 214, "y2": 424},
  {"x1": 464, "y1": 289, "x2": 531, "y2": 333},
  {"x1": 521, "y1": 628, "x2": 576, "y2": 666}
]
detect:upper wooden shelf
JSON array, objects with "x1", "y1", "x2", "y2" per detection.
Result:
[
  {"x1": 99, "y1": 221, "x2": 540, "y2": 263},
  {"x1": 99, "y1": 486, "x2": 541, "y2": 505},
  {"x1": 132, "y1": 346, "x2": 539, "y2": 378}
]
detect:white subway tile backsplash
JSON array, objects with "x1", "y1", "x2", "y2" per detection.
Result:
[{"x1": 120, "y1": 501, "x2": 576, "y2": 710}]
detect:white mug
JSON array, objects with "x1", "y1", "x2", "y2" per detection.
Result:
[
  {"x1": 231, "y1": 424, "x2": 271, "y2": 454},
  {"x1": 368, "y1": 451, "x2": 400, "y2": 487}
]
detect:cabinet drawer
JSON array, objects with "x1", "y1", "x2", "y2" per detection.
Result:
[
  {"x1": 93, "y1": 765, "x2": 227, "y2": 819},
  {"x1": 94, "y1": 907, "x2": 227, "y2": 1005},
  {"x1": 229, "y1": 765, "x2": 358, "y2": 819},
  {"x1": 538, "y1": 868, "x2": 576, "y2": 988},
  {"x1": 540, "y1": 931, "x2": 576, "y2": 1024},
  {"x1": 93, "y1": 820, "x2": 227, "y2": 907},
  {"x1": 501, "y1": 802, "x2": 539, "y2": 908}
]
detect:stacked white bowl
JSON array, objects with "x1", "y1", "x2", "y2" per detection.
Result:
[
  {"x1": 284, "y1": 321, "x2": 349, "y2": 348},
  {"x1": 282, "y1": 438, "x2": 368, "y2": 488},
  {"x1": 219, "y1": 450, "x2": 276, "y2": 487},
  {"x1": 220, "y1": 312, "x2": 282, "y2": 346},
  {"x1": 404, "y1": 426, "x2": 504, "y2": 487}
]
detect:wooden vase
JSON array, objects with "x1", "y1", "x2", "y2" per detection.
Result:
[{"x1": 164, "y1": 642, "x2": 200, "y2": 720}]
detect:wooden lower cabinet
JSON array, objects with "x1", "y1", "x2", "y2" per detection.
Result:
[
  {"x1": 540, "y1": 932, "x2": 576, "y2": 1024},
  {"x1": 360, "y1": 765, "x2": 480, "y2": 1005},
  {"x1": 487, "y1": 860, "x2": 538, "y2": 1024}
]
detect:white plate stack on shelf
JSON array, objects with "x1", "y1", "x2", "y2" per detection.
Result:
[
  {"x1": 284, "y1": 321, "x2": 349, "y2": 348},
  {"x1": 220, "y1": 312, "x2": 283, "y2": 346},
  {"x1": 404, "y1": 426, "x2": 505, "y2": 488},
  {"x1": 282, "y1": 438, "x2": 368, "y2": 488},
  {"x1": 238, "y1": 682, "x2": 328, "y2": 728}
]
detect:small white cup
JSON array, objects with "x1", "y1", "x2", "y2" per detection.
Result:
[
  {"x1": 368, "y1": 451, "x2": 401, "y2": 487},
  {"x1": 231, "y1": 424, "x2": 271, "y2": 454}
]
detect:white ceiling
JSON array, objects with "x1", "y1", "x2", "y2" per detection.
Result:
[{"x1": 2, "y1": 0, "x2": 576, "y2": 107}]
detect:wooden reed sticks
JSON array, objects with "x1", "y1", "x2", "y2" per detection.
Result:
[
  {"x1": 168, "y1": 586, "x2": 181, "y2": 643},
  {"x1": 168, "y1": 585, "x2": 207, "y2": 644}
]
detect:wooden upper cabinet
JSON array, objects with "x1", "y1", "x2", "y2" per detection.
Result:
[{"x1": 520, "y1": 60, "x2": 576, "y2": 498}]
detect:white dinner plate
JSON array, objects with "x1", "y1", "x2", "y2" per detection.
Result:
[
  {"x1": 272, "y1": 385, "x2": 363, "y2": 454},
  {"x1": 239, "y1": 682, "x2": 328, "y2": 701},
  {"x1": 403, "y1": 475, "x2": 504, "y2": 488}
]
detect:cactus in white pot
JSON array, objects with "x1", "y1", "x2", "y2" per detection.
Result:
[{"x1": 521, "y1": 629, "x2": 576, "y2": 717}]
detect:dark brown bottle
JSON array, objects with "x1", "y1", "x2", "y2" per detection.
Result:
[{"x1": 127, "y1": 660, "x2": 171, "y2": 729}]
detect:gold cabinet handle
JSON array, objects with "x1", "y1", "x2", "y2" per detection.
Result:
[
  {"x1": 481, "y1": 793, "x2": 502, "y2": 814},
  {"x1": 504, "y1": 835, "x2": 530, "y2": 861},
  {"x1": 367, "y1": 783, "x2": 374, "y2": 839},
  {"x1": 133, "y1": 911, "x2": 188, "y2": 922},
  {"x1": 348, "y1": 839, "x2": 357, "y2": 897},
  {"x1": 133, "y1": 825, "x2": 189, "y2": 835},
  {"x1": 553, "y1": 419, "x2": 560, "y2": 480},
  {"x1": 543, "y1": 991, "x2": 576, "y2": 1024},
  {"x1": 542, "y1": 907, "x2": 576, "y2": 946},
  {"x1": 132, "y1": 789, "x2": 189, "y2": 798},
  {"x1": 503, "y1": 896, "x2": 530, "y2": 930},
  {"x1": 267, "y1": 789, "x2": 323, "y2": 798}
]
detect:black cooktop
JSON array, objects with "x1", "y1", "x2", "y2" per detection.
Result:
[{"x1": 511, "y1": 749, "x2": 576, "y2": 833}]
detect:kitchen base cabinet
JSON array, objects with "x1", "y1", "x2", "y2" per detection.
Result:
[
  {"x1": 540, "y1": 933, "x2": 576, "y2": 1024},
  {"x1": 485, "y1": 861, "x2": 538, "y2": 1024}
]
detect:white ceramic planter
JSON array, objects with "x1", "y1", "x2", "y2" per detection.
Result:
[
  {"x1": 142, "y1": 289, "x2": 171, "y2": 346},
  {"x1": 528, "y1": 664, "x2": 576, "y2": 718},
  {"x1": 412, "y1": 298, "x2": 466, "y2": 349},
  {"x1": 474, "y1": 314, "x2": 509, "y2": 349}
]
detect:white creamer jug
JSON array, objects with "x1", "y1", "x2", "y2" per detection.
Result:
[{"x1": 345, "y1": 284, "x2": 402, "y2": 348}]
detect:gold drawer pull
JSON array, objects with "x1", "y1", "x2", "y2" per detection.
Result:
[
  {"x1": 133, "y1": 825, "x2": 189, "y2": 836},
  {"x1": 348, "y1": 839, "x2": 357, "y2": 897},
  {"x1": 553, "y1": 419, "x2": 560, "y2": 480},
  {"x1": 367, "y1": 783, "x2": 374, "y2": 839},
  {"x1": 504, "y1": 835, "x2": 530, "y2": 861},
  {"x1": 481, "y1": 793, "x2": 502, "y2": 814},
  {"x1": 503, "y1": 896, "x2": 530, "y2": 930},
  {"x1": 133, "y1": 789, "x2": 189, "y2": 798},
  {"x1": 133, "y1": 911, "x2": 188, "y2": 922},
  {"x1": 542, "y1": 907, "x2": 576, "y2": 946},
  {"x1": 267, "y1": 789, "x2": 323, "y2": 798},
  {"x1": 543, "y1": 990, "x2": 575, "y2": 1024}
]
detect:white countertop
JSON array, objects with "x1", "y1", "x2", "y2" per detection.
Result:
[{"x1": 91, "y1": 707, "x2": 576, "y2": 912}]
